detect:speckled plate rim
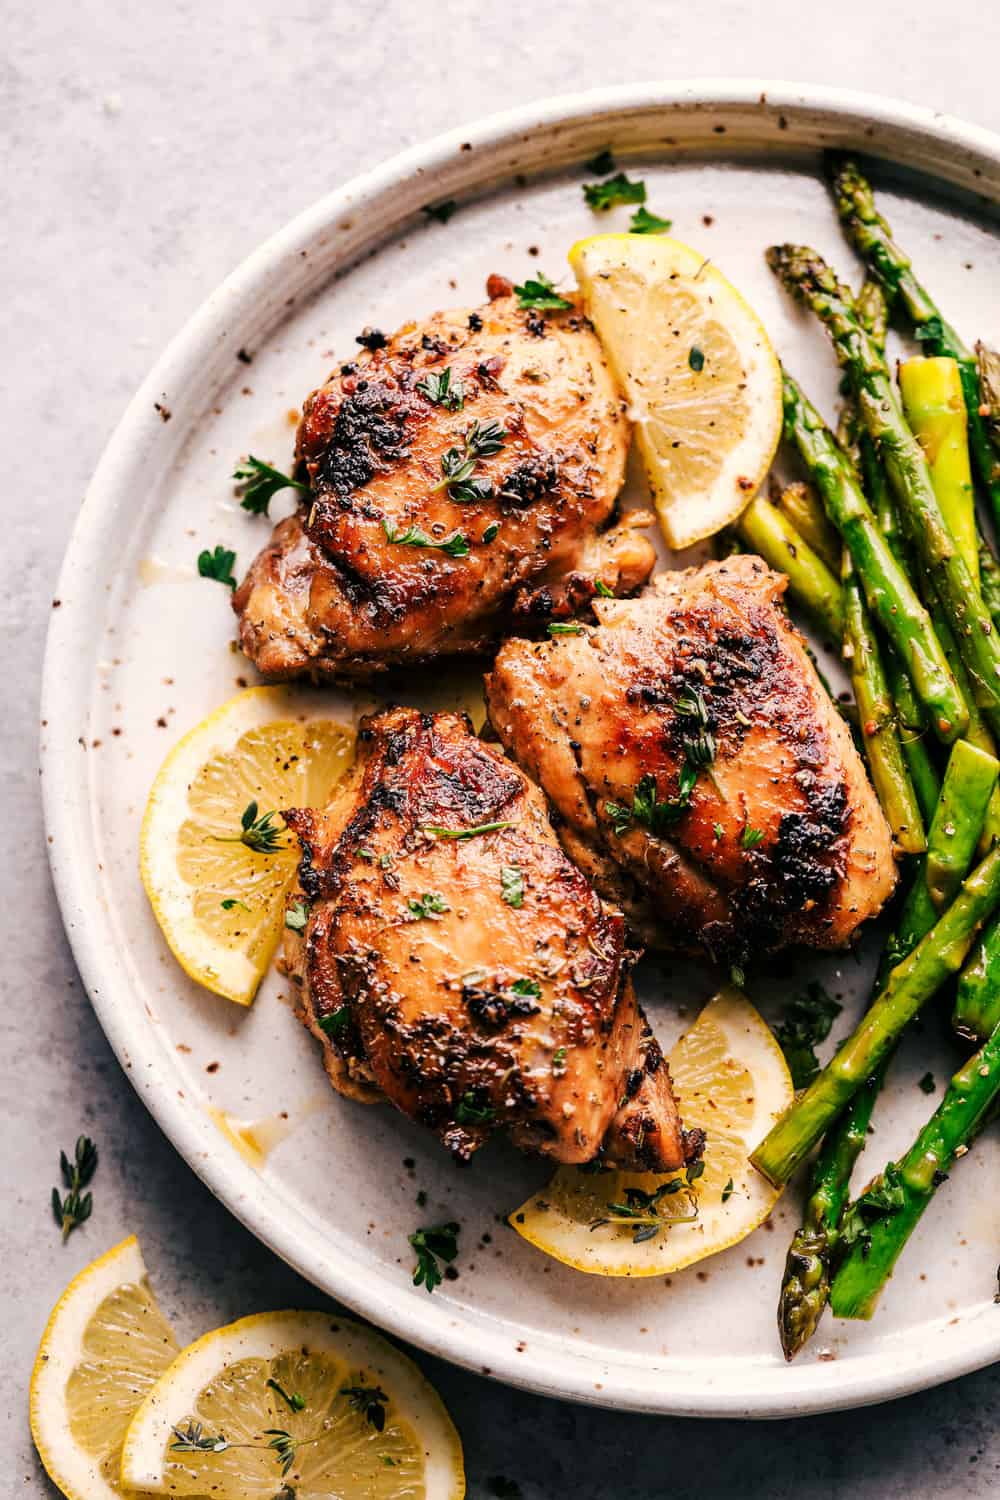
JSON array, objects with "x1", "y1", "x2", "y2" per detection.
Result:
[{"x1": 41, "y1": 79, "x2": 1000, "y2": 1417}]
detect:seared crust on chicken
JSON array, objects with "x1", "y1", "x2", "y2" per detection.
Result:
[
  {"x1": 282, "y1": 707, "x2": 700, "y2": 1169},
  {"x1": 485, "y1": 556, "x2": 896, "y2": 965},
  {"x1": 234, "y1": 290, "x2": 654, "y2": 679}
]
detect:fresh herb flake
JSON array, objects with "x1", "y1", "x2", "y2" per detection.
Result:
[
  {"x1": 407, "y1": 891, "x2": 450, "y2": 920},
  {"x1": 513, "y1": 272, "x2": 572, "y2": 312},
  {"x1": 52, "y1": 1136, "x2": 98, "y2": 1242},
  {"x1": 594, "y1": 579, "x2": 614, "y2": 598},
  {"x1": 583, "y1": 171, "x2": 646, "y2": 212},
  {"x1": 722, "y1": 1178, "x2": 735, "y2": 1203},
  {"x1": 284, "y1": 899, "x2": 310, "y2": 931},
  {"x1": 688, "y1": 346, "x2": 706, "y2": 372},
  {"x1": 233, "y1": 455, "x2": 308, "y2": 515},
  {"x1": 774, "y1": 982, "x2": 842, "y2": 1089},
  {"x1": 547, "y1": 622, "x2": 584, "y2": 636},
  {"x1": 198, "y1": 545, "x2": 238, "y2": 589},
  {"x1": 417, "y1": 366, "x2": 465, "y2": 411},
  {"x1": 740, "y1": 825, "x2": 765, "y2": 850},
  {"x1": 341, "y1": 1383, "x2": 389, "y2": 1431},
  {"x1": 382, "y1": 519, "x2": 470, "y2": 557},
  {"x1": 409, "y1": 1221, "x2": 460, "y2": 1292},
  {"x1": 455, "y1": 1091, "x2": 495, "y2": 1126},
  {"x1": 500, "y1": 864, "x2": 524, "y2": 908},
  {"x1": 583, "y1": 148, "x2": 616, "y2": 176},
  {"x1": 421, "y1": 820, "x2": 515, "y2": 840},
  {"x1": 318, "y1": 1005, "x2": 350, "y2": 1039},
  {"x1": 422, "y1": 200, "x2": 457, "y2": 224},
  {"x1": 918, "y1": 1071, "x2": 937, "y2": 1094},
  {"x1": 221, "y1": 897, "x2": 250, "y2": 913},
  {"x1": 267, "y1": 1377, "x2": 306, "y2": 1413},
  {"x1": 630, "y1": 205, "x2": 672, "y2": 235}
]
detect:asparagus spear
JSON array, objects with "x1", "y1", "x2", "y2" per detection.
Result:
[
  {"x1": 776, "y1": 739, "x2": 997, "y2": 1356},
  {"x1": 954, "y1": 913, "x2": 1000, "y2": 1042},
  {"x1": 899, "y1": 357, "x2": 979, "y2": 585},
  {"x1": 751, "y1": 838, "x2": 1000, "y2": 1187},
  {"x1": 841, "y1": 549, "x2": 925, "y2": 853},
  {"x1": 768, "y1": 245, "x2": 1000, "y2": 721},
  {"x1": 978, "y1": 535, "x2": 1000, "y2": 635},
  {"x1": 830, "y1": 1019, "x2": 1000, "y2": 1318},
  {"x1": 774, "y1": 481, "x2": 840, "y2": 570},
  {"x1": 883, "y1": 647, "x2": 940, "y2": 824},
  {"x1": 736, "y1": 495, "x2": 843, "y2": 637},
  {"x1": 828, "y1": 156, "x2": 1000, "y2": 530},
  {"x1": 781, "y1": 372, "x2": 966, "y2": 740}
]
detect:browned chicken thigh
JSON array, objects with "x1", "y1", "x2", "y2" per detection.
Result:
[
  {"x1": 234, "y1": 287, "x2": 655, "y2": 679},
  {"x1": 282, "y1": 707, "x2": 701, "y2": 1170},
  {"x1": 486, "y1": 555, "x2": 896, "y2": 967}
]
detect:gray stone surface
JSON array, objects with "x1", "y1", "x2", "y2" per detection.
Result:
[{"x1": 5, "y1": 3, "x2": 1000, "y2": 1494}]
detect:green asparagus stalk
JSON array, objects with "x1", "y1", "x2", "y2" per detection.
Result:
[
  {"x1": 828, "y1": 156, "x2": 1000, "y2": 530},
  {"x1": 841, "y1": 549, "x2": 925, "y2": 853},
  {"x1": 954, "y1": 912, "x2": 1000, "y2": 1042},
  {"x1": 883, "y1": 647, "x2": 941, "y2": 824},
  {"x1": 768, "y1": 245, "x2": 1000, "y2": 722},
  {"x1": 978, "y1": 535, "x2": 1000, "y2": 635},
  {"x1": 781, "y1": 372, "x2": 966, "y2": 741},
  {"x1": 774, "y1": 481, "x2": 841, "y2": 570},
  {"x1": 830, "y1": 1018, "x2": 1000, "y2": 1318},
  {"x1": 736, "y1": 495, "x2": 843, "y2": 637},
  {"x1": 899, "y1": 357, "x2": 978, "y2": 586},
  {"x1": 751, "y1": 839, "x2": 1000, "y2": 1187},
  {"x1": 776, "y1": 739, "x2": 997, "y2": 1356}
]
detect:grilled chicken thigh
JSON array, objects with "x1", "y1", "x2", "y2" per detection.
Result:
[
  {"x1": 234, "y1": 288, "x2": 655, "y2": 679},
  {"x1": 282, "y1": 707, "x2": 701, "y2": 1170},
  {"x1": 486, "y1": 556, "x2": 896, "y2": 966}
]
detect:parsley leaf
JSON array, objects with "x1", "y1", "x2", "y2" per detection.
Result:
[
  {"x1": 514, "y1": 272, "x2": 572, "y2": 311},
  {"x1": 318, "y1": 1005, "x2": 350, "y2": 1039},
  {"x1": 233, "y1": 455, "x2": 308, "y2": 515},
  {"x1": 455, "y1": 1091, "x2": 494, "y2": 1125},
  {"x1": 584, "y1": 148, "x2": 616, "y2": 175},
  {"x1": 407, "y1": 891, "x2": 450, "y2": 920},
  {"x1": 409, "y1": 1221, "x2": 460, "y2": 1292},
  {"x1": 774, "y1": 982, "x2": 842, "y2": 1089},
  {"x1": 221, "y1": 897, "x2": 250, "y2": 913},
  {"x1": 284, "y1": 900, "x2": 310, "y2": 932},
  {"x1": 840, "y1": 1162, "x2": 906, "y2": 1252},
  {"x1": 688, "y1": 346, "x2": 706, "y2": 372},
  {"x1": 500, "y1": 864, "x2": 524, "y2": 908},
  {"x1": 583, "y1": 171, "x2": 646, "y2": 212},
  {"x1": 198, "y1": 545, "x2": 238, "y2": 588},
  {"x1": 630, "y1": 205, "x2": 672, "y2": 235},
  {"x1": 382, "y1": 519, "x2": 470, "y2": 557}
]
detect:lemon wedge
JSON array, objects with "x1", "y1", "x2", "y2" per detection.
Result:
[
  {"x1": 140, "y1": 685, "x2": 355, "y2": 1005},
  {"x1": 510, "y1": 988, "x2": 793, "y2": 1276},
  {"x1": 30, "y1": 1235, "x2": 179, "y2": 1499},
  {"x1": 569, "y1": 233, "x2": 782, "y2": 549},
  {"x1": 121, "y1": 1309, "x2": 465, "y2": 1499}
]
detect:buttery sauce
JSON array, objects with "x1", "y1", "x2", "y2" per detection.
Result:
[{"x1": 208, "y1": 1091, "x2": 328, "y2": 1168}]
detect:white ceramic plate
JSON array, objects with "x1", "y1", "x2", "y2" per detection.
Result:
[{"x1": 42, "y1": 81, "x2": 1000, "y2": 1417}]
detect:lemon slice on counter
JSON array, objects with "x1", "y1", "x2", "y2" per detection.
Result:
[
  {"x1": 510, "y1": 988, "x2": 793, "y2": 1276},
  {"x1": 30, "y1": 1236, "x2": 179, "y2": 1499},
  {"x1": 140, "y1": 685, "x2": 355, "y2": 1006},
  {"x1": 121, "y1": 1309, "x2": 465, "y2": 1499},
  {"x1": 569, "y1": 233, "x2": 782, "y2": 549}
]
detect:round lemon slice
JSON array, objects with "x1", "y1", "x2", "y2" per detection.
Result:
[
  {"x1": 30, "y1": 1235, "x2": 180, "y2": 1499},
  {"x1": 140, "y1": 685, "x2": 355, "y2": 1005},
  {"x1": 121, "y1": 1309, "x2": 465, "y2": 1499},
  {"x1": 510, "y1": 988, "x2": 793, "y2": 1276},
  {"x1": 569, "y1": 233, "x2": 782, "y2": 549}
]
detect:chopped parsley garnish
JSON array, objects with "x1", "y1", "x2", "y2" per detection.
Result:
[
  {"x1": 197, "y1": 545, "x2": 238, "y2": 588},
  {"x1": 407, "y1": 891, "x2": 450, "y2": 920},
  {"x1": 774, "y1": 982, "x2": 842, "y2": 1089},
  {"x1": 52, "y1": 1135, "x2": 98, "y2": 1242},
  {"x1": 840, "y1": 1162, "x2": 906, "y2": 1253},
  {"x1": 409, "y1": 1221, "x2": 460, "y2": 1292},
  {"x1": 500, "y1": 864, "x2": 524, "y2": 908},
  {"x1": 422, "y1": 199, "x2": 457, "y2": 224},
  {"x1": 221, "y1": 897, "x2": 250, "y2": 913},
  {"x1": 688, "y1": 346, "x2": 706, "y2": 372},
  {"x1": 341, "y1": 1384, "x2": 389, "y2": 1430},
  {"x1": 318, "y1": 1005, "x2": 350, "y2": 1039},
  {"x1": 284, "y1": 900, "x2": 310, "y2": 932},
  {"x1": 482, "y1": 520, "x2": 500, "y2": 544},
  {"x1": 233, "y1": 455, "x2": 308, "y2": 515},
  {"x1": 740, "y1": 825, "x2": 765, "y2": 850},
  {"x1": 722, "y1": 1178, "x2": 735, "y2": 1203},
  {"x1": 417, "y1": 366, "x2": 465, "y2": 411},
  {"x1": 552, "y1": 1046, "x2": 568, "y2": 1075},
  {"x1": 455, "y1": 1091, "x2": 495, "y2": 1126},
  {"x1": 914, "y1": 316, "x2": 945, "y2": 347},
  {"x1": 594, "y1": 579, "x2": 614, "y2": 598},
  {"x1": 630, "y1": 205, "x2": 672, "y2": 235},
  {"x1": 382, "y1": 519, "x2": 470, "y2": 557},
  {"x1": 547, "y1": 622, "x2": 584, "y2": 636},
  {"x1": 433, "y1": 418, "x2": 507, "y2": 502},
  {"x1": 508, "y1": 978, "x2": 541, "y2": 999},
  {"x1": 918, "y1": 1071, "x2": 937, "y2": 1094},
  {"x1": 584, "y1": 148, "x2": 616, "y2": 175},
  {"x1": 513, "y1": 272, "x2": 572, "y2": 311},
  {"x1": 713, "y1": 823, "x2": 724, "y2": 841},
  {"x1": 583, "y1": 171, "x2": 646, "y2": 211},
  {"x1": 421, "y1": 820, "x2": 515, "y2": 840}
]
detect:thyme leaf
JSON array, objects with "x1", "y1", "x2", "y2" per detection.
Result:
[
  {"x1": 407, "y1": 891, "x2": 450, "y2": 920},
  {"x1": 52, "y1": 1136, "x2": 98, "y2": 1242},
  {"x1": 341, "y1": 1383, "x2": 389, "y2": 1431},
  {"x1": 382, "y1": 519, "x2": 470, "y2": 557},
  {"x1": 417, "y1": 366, "x2": 465, "y2": 411}
]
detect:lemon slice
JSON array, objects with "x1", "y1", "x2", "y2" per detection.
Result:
[
  {"x1": 30, "y1": 1235, "x2": 179, "y2": 1499},
  {"x1": 510, "y1": 988, "x2": 793, "y2": 1276},
  {"x1": 569, "y1": 233, "x2": 782, "y2": 549},
  {"x1": 121, "y1": 1309, "x2": 465, "y2": 1499},
  {"x1": 140, "y1": 685, "x2": 355, "y2": 1005}
]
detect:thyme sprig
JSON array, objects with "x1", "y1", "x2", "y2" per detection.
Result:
[
  {"x1": 52, "y1": 1136, "x2": 98, "y2": 1242},
  {"x1": 417, "y1": 366, "x2": 465, "y2": 411},
  {"x1": 433, "y1": 418, "x2": 507, "y2": 503},
  {"x1": 233, "y1": 455, "x2": 309, "y2": 516},
  {"x1": 421, "y1": 820, "x2": 515, "y2": 840},
  {"x1": 213, "y1": 800, "x2": 287, "y2": 854},
  {"x1": 341, "y1": 1383, "x2": 389, "y2": 1431},
  {"x1": 591, "y1": 1161, "x2": 704, "y2": 1244},
  {"x1": 170, "y1": 1420, "x2": 311, "y2": 1480},
  {"x1": 605, "y1": 686, "x2": 718, "y2": 836},
  {"x1": 382, "y1": 519, "x2": 470, "y2": 557}
]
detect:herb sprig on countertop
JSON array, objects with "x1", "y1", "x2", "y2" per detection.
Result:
[
  {"x1": 409, "y1": 1221, "x2": 460, "y2": 1292},
  {"x1": 52, "y1": 1136, "x2": 98, "y2": 1242},
  {"x1": 233, "y1": 456, "x2": 309, "y2": 516}
]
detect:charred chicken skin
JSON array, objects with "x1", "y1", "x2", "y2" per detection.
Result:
[
  {"x1": 234, "y1": 287, "x2": 655, "y2": 680},
  {"x1": 486, "y1": 555, "x2": 896, "y2": 966},
  {"x1": 282, "y1": 707, "x2": 701, "y2": 1170}
]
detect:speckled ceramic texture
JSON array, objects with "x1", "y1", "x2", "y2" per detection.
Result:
[{"x1": 41, "y1": 82, "x2": 1000, "y2": 1416}]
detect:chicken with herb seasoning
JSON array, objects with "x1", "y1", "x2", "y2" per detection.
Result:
[
  {"x1": 233, "y1": 283, "x2": 655, "y2": 679},
  {"x1": 486, "y1": 555, "x2": 896, "y2": 969},
  {"x1": 282, "y1": 706, "x2": 702, "y2": 1170}
]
